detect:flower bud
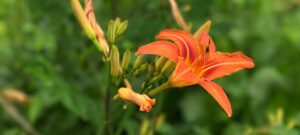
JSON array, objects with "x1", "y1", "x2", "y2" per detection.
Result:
[
  {"x1": 149, "y1": 74, "x2": 163, "y2": 84},
  {"x1": 140, "y1": 119, "x2": 150, "y2": 135},
  {"x1": 133, "y1": 55, "x2": 144, "y2": 69},
  {"x1": 1, "y1": 88, "x2": 29, "y2": 105},
  {"x1": 117, "y1": 87, "x2": 155, "y2": 112},
  {"x1": 148, "y1": 63, "x2": 155, "y2": 75},
  {"x1": 139, "y1": 64, "x2": 148, "y2": 72},
  {"x1": 71, "y1": 0, "x2": 96, "y2": 40},
  {"x1": 141, "y1": 82, "x2": 146, "y2": 89},
  {"x1": 194, "y1": 20, "x2": 211, "y2": 38},
  {"x1": 144, "y1": 85, "x2": 153, "y2": 91},
  {"x1": 155, "y1": 56, "x2": 168, "y2": 70},
  {"x1": 108, "y1": 20, "x2": 116, "y2": 44},
  {"x1": 121, "y1": 49, "x2": 131, "y2": 72},
  {"x1": 155, "y1": 114, "x2": 165, "y2": 130},
  {"x1": 116, "y1": 20, "x2": 128, "y2": 36},
  {"x1": 161, "y1": 60, "x2": 176, "y2": 74},
  {"x1": 110, "y1": 45, "x2": 122, "y2": 77}
]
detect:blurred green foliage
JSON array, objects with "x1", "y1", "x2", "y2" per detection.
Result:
[{"x1": 1, "y1": 0, "x2": 300, "y2": 134}]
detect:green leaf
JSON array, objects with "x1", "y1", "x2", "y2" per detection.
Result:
[{"x1": 28, "y1": 96, "x2": 44, "y2": 124}]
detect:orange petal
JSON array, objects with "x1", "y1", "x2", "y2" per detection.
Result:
[
  {"x1": 156, "y1": 29, "x2": 200, "y2": 63},
  {"x1": 202, "y1": 52, "x2": 255, "y2": 80},
  {"x1": 169, "y1": 57, "x2": 203, "y2": 87},
  {"x1": 198, "y1": 81, "x2": 232, "y2": 117},
  {"x1": 136, "y1": 41, "x2": 179, "y2": 62},
  {"x1": 198, "y1": 33, "x2": 215, "y2": 54}
]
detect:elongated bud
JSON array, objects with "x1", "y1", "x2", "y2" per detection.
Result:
[
  {"x1": 148, "y1": 63, "x2": 156, "y2": 76},
  {"x1": 133, "y1": 55, "x2": 144, "y2": 69},
  {"x1": 161, "y1": 60, "x2": 176, "y2": 74},
  {"x1": 194, "y1": 20, "x2": 211, "y2": 38},
  {"x1": 115, "y1": 18, "x2": 121, "y2": 26},
  {"x1": 108, "y1": 20, "x2": 116, "y2": 44},
  {"x1": 110, "y1": 45, "x2": 122, "y2": 77},
  {"x1": 121, "y1": 49, "x2": 131, "y2": 71},
  {"x1": 139, "y1": 64, "x2": 148, "y2": 72},
  {"x1": 141, "y1": 82, "x2": 146, "y2": 89},
  {"x1": 144, "y1": 85, "x2": 153, "y2": 91},
  {"x1": 155, "y1": 114, "x2": 165, "y2": 130},
  {"x1": 133, "y1": 64, "x2": 148, "y2": 76},
  {"x1": 140, "y1": 119, "x2": 150, "y2": 135},
  {"x1": 116, "y1": 20, "x2": 128, "y2": 36},
  {"x1": 155, "y1": 56, "x2": 168, "y2": 70},
  {"x1": 169, "y1": 0, "x2": 189, "y2": 31},
  {"x1": 2, "y1": 88, "x2": 29, "y2": 105},
  {"x1": 149, "y1": 74, "x2": 163, "y2": 84},
  {"x1": 71, "y1": 0, "x2": 96, "y2": 40}
]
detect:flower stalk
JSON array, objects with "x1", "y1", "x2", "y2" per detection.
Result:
[
  {"x1": 168, "y1": 0, "x2": 189, "y2": 31},
  {"x1": 148, "y1": 82, "x2": 171, "y2": 96}
]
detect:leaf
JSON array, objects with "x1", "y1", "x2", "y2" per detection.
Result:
[{"x1": 28, "y1": 96, "x2": 44, "y2": 124}]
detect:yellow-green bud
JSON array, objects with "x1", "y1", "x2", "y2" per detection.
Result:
[
  {"x1": 161, "y1": 60, "x2": 176, "y2": 74},
  {"x1": 194, "y1": 20, "x2": 211, "y2": 38},
  {"x1": 144, "y1": 85, "x2": 153, "y2": 91},
  {"x1": 155, "y1": 56, "x2": 168, "y2": 70},
  {"x1": 149, "y1": 74, "x2": 163, "y2": 84},
  {"x1": 139, "y1": 64, "x2": 148, "y2": 72},
  {"x1": 116, "y1": 20, "x2": 128, "y2": 36},
  {"x1": 71, "y1": 0, "x2": 96, "y2": 40},
  {"x1": 133, "y1": 64, "x2": 147, "y2": 76},
  {"x1": 133, "y1": 55, "x2": 144, "y2": 69},
  {"x1": 121, "y1": 49, "x2": 131, "y2": 71},
  {"x1": 114, "y1": 18, "x2": 121, "y2": 27},
  {"x1": 148, "y1": 63, "x2": 155, "y2": 75},
  {"x1": 108, "y1": 20, "x2": 116, "y2": 44},
  {"x1": 110, "y1": 45, "x2": 122, "y2": 77},
  {"x1": 141, "y1": 82, "x2": 146, "y2": 89}
]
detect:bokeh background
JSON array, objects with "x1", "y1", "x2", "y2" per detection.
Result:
[{"x1": 1, "y1": 0, "x2": 300, "y2": 134}]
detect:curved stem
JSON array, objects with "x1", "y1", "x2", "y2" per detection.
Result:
[
  {"x1": 0, "y1": 96, "x2": 41, "y2": 135},
  {"x1": 148, "y1": 82, "x2": 171, "y2": 96},
  {"x1": 168, "y1": 0, "x2": 189, "y2": 31}
]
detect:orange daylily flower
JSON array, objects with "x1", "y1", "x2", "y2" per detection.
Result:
[
  {"x1": 117, "y1": 87, "x2": 155, "y2": 112},
  {"x1": 136, "y1": 29, "x2": 255, "y2": 117}
]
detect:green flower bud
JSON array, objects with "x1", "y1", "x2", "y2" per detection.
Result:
[
  {"x1": 108, "y1": 20, "x2": 116, "y2": 44},
  {"x1": 132, "y1": 64, "x2": 148, "y2": 76},
  {"x1": 141, "y1": 82, "x2": 146, "y2": 89},
  {"x1": 139, "y1": 64, "x2": 148, "y2": 72},
  {"x1": 116, "y1": 20, "x2": 128, "y2": 36},
  {"x1": 133, "y1": 55, "x2": 144, "y2": 69},
  {"x1": 114, "y1": 17, "x2": 121, "y2": 27},
  {"x1": 71, "y1": 0, "x2": 96, "y2": 40},
  {"x1": 121, "y1": 49, "x2": 131, "y2": 72},
  {"x1": 144, "y1": 85, "x2": 153, "y2": 92},
  {"x1": 161, "y1": 60, "x2": 175, "y2": 74},
  {"x1": 148, "y1": 63, "x2": 156, "y2": 76},
  {"x1": 155, "y1": 56, "x2": 168, "y2": 70},
  {"x1": 110, "y1": 45, "x2": 122, "y2": 77},
  {"x1": 149, "y1": 74, "x2": 163, "y2": 84}
]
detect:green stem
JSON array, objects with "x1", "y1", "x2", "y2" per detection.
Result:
[
  {"x1": 103, "y1": 62, "x2": 112, "y2": 135},
  {"x1": 148, "y1": 82, "x2": 171, "y2": 96}
]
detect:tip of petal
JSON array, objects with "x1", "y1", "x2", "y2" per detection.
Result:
[
  {"x1": 226, "y1": 107, "x2": 232, "y2": 117},
  {"x1": 198, "y1": 81, "x2": 232, "y2": 118},
  {"x1": 140, "y1": 98, "x2": 156, "y2": 112}
]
